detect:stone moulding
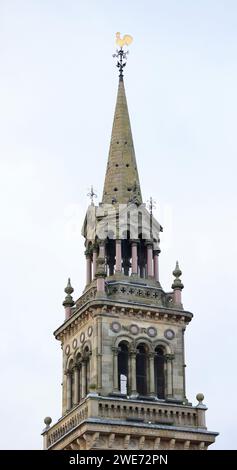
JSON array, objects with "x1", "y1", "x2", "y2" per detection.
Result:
[{"x1": 54, "y1": 298, "x2": 193, "y2": 341}]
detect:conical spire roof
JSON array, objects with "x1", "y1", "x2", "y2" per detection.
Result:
[{"x1": 102, "y1": 77, "x2": 142, "y2": 205}]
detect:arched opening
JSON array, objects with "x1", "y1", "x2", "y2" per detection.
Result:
[
  {"x1": 155, "y1": 347, "x2": 165, "y2": 399},
  {"x1": 118, "y1": 342, "x2": 129, "y2": 394},
  {"x1": 136, "y1": 343, "x2": 148, "y2": 395}
]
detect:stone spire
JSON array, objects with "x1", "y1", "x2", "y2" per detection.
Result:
[{"x1": 102, "y1": 77, "x2": 142, "y2": 205}]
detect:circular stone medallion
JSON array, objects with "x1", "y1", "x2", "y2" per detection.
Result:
[
  {"x1": 72, "y1": 339, "x2": 77, "y2": 349},
  {"x1": 65, "y1": 345, "x2": 70, "y2": 356},
  {"x1": 164, "y1": 329, "x2": 175, "y2": 340},
  {"x1": 130, "y1": 324, "x2": 139, "y2": 335},
  {"x1": 147, "y1": 326, "x2": 157, "y2": 338},
  {"x1": 111, "y1": 322, "x2": 121, "y2": 333},
  {"x1": 80, "y1": 332, "x2": 85, "y2": 343},
  {"x1": 88, "y1": 326, "x2": 93, "y2": 337}
]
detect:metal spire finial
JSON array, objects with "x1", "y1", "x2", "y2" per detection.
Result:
[
  {"x1": 147, "y1": 197, "x2": 156, "y2": 216},
  {"x1": 113, "y1": 32, "x2": 133, "y2": 79},
  {"x1": 87, "y1": 186, "x2": 97, "y2": 205}
]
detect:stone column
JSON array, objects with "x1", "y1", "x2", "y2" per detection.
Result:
[
  {"x1": 131, "y1": 241, "x2": 138, "y2": 275},
  {"x1": 146, "y1": 242, "x2": 153, "y2": 277},
  {"x1": 148, "y1": 352, "x2": 156, "y2": 397},
  {"x1": 112, "y1": 347, "x2": 119, "y2": 393},
  {"x1": 96, "y1": 241, "x2": 106, "y2": 294},
  {"x1": 173, "y1": 289, "x2": 182, "y2": 304},
  {"x1": 97, "y1": 317, "x2": 102, "y2": 392},
  {"x1": 81, "y1": 361, "x2": 87, "y2": 399},
  {"x1": 153, "y1": 250, "x2": 160, "y2": 283},
  {"x1": 73, "y1": 366, "x2": 79, "y2": 405},
  {"x1": 92, "y1": 245, "x2": 97, "y2": 279},
  {"x1": 99, "y1": 240, "x2": 105, "y2": 259},
  {"x1": 166, "y1": 354, "x2": 174, "y2": 398},
  {"x1": 182, "y1": 327, "x2": 187, "y2": 400},
  {"x1": 96, "y1": 276, "x2": 105, "y2": 292},
  {"x1": 85, "y1": 250, "x2": 92, "y2": 285},
  {"x1": 66, "y1": 371, "x2": 72, "y2": 410},
  {"x1": 130, "y1": 350, "x2": 137, "y2": 397},
  {"x1": 115, "y1": 240, "x2": 122, "y2": 272}
]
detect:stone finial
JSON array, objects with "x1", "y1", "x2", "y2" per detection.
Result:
[
  {"x1": 62, "y1": 278, "x2": 75, "y2": 308},
  {"x1": 44, "y1": 416, "x2": 52, "y2": 428},
  {"x1": 171, "y1": 261, "x2": 184, "y2": 290},
  {"x1": 196, "y1": 393, "x2": 204, "y2": 405}
]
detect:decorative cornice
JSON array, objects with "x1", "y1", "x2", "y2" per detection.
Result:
[{"x1": 54, "y1": 295, "x2": 193, "y2": 342}]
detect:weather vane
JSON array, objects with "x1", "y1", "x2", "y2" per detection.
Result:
[
  {"x1": 87, "y1": 186, "x2": 97, "y2": 205},
  {"x1": 113, "y1": 32, "x2": 133, "y2": 79}
]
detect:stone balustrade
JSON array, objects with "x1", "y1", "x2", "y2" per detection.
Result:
[
  {"x1": 44, "y1": 395, "x2": 205, "y2": 449},
  {"x1": 98, "y1": 400, "x2": 198, "y2": 427}
]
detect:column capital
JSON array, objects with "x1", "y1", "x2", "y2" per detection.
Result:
[
  {"x1": 98, "y1": 239, "x2": 106, "y2": 247},
  {"x1": 153, "y1": 249, "x2": 161, "y2": 256},
  {"x1": 65, "y1": 369, "x2": 72, "y2": 377},
  {"x1": 148, "y1": 351, "x2": 156, "y2": 359},
  {"x1": 145, "y1": 239, "x2": 153, "y2": 247},
  {"x1": 130, "y1": 239, "x2": 139, "y2": 246},
  {"x1": 129, "y1": 348, "x2": 137, "y2": 356},
  {"x1": 84, "y1": 248, "x2": 91, "y2": 258},
  {"x1": 165, "y1": 353, "x2": 175, "y2": 361},
  {"x1": 112, "y1": 346, "x2": 119, "y2": 355}
]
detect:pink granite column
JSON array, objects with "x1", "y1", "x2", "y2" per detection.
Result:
[
  {"x1": 85, "y1": 251, "x2": 92, "y2": 285},
  {"x1": 92, "y1": 245, "x2": 97, "y2": 279},
  {"x1": 173, "y1": 289, "x2": 182, "y2": 305},
  {"x1": 115, "y1": 240, "x2": 122, "y2": 272},
  {"x1": 153, "y1": 250, "x2": 160, "y2": 282},
  {"x1": 131, "y1": 241, "x2": 138, "y2": 275},
  {"x1": 64, "y1": 307, "x2": 71, "y2": 320},
  {"x1": 146, "y1": 242, "x2": 153, "y2": 277}
]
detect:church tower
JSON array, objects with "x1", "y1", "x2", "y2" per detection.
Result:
[{"x1": 42, "y1": 39, "x2": 218, "y2": 451}]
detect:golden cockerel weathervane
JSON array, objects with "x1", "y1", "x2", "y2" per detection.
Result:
[{"x1": 113, "y1": 32, "x2": 133, "y2": 79}]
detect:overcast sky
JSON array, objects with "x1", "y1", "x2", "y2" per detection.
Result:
[{"x1": 0, "y1": 0, "x2": 236, "y2": 450}]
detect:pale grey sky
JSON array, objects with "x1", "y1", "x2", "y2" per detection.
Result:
[{"x1": 0, "y1": 0, "x2": 236, "y2": 449}]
